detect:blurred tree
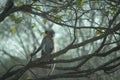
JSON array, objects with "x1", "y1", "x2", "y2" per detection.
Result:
[{"x1": 0, "y1": 0, "x2": 120, "y2": 80}]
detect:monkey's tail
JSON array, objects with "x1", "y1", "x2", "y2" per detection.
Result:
[{"x1": 47, "y1": 63, "x2": 56, "y2": 76}]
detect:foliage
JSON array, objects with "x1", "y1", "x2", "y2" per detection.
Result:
[{"x1": 0, "y1": 0, "x2": 120, "y2": 80}]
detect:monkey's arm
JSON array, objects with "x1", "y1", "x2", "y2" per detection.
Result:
[{"x1": 31, "y1": 37, "x2": 46, "y2": 57}]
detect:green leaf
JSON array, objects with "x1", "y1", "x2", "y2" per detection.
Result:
[
  {"x1": 77, "y1": 1, "x2": 85, "y2": 8},
  {"x1": 32, "y1": 23, "x2": 37, "y2": 28},
  {"x1": 17, "y1": 2, "x2": 23, "y2": 7},
  {"x1": 50, "y1": 15, "x2": 62, "y2": 22},
  {"x1": 111, "y1": 6, "x2": 117, "y2": 12},
  {"x1": 57, "y1": 5, "x2": 61, "y2": 9},
  {"x1": 50, "y1": 17, "x2": 55, "y2": 21},
  {"x1": 26, "y1": 13, "x2": 31, "y2": 16},
  {"x1": 40, "y1": 32, "x2": 46, "y2": 36},
  {"x1": 54, "y1": 15, "x2": 62, "y2": 22},
  {"x1": 9, "y1": 14, "x2": 16, "y2": 21},
  {"x1": 92, "y1": 0, "x2": 97, "y2": 3},
  {"x1": 43, "y1": 18, "x2": 47, "y2": 24},
  {"x1": 15, "y1": 17, "x2": 23, "y2": 23},
  {"x1": 36, "y1": 6, "x2": 41, "y2": 10},
  {"x1": 75, "y1": 31, "x2": 78, "y2": 37},
  {"x1": 10, "y1": 25, "x2": 17, "y2": 34},
  {"x1": 26, "y1": 77, "x2": 33, "y2": 80},
  {"x1": 95, "y1": 29, "x2": 103, "y2": 35}
]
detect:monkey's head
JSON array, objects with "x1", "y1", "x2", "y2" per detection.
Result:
[{"x1": 45, "y1": 29, "x2": 55, "y2": 38}]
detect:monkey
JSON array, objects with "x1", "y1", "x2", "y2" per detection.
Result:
[
  {"x1": 31, "y1": 29, "x2": 56, "y2": 76},
  {"x1": 41, "y1": 30, "x2": 55, "y2": 56},
  {"x1": 31, "y1": 29, "x2": 55, "y2": 59},
  {"x1": 31, "y1": 30, "x2": 55, "y2": 76},
  {"x1": 42, "y1": 30, "x2": 56, "y2": 76}
]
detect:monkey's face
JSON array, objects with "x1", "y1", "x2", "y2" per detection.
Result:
[{"x1": 45, "y1": 30, "x2": 55, "y2": 38}]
